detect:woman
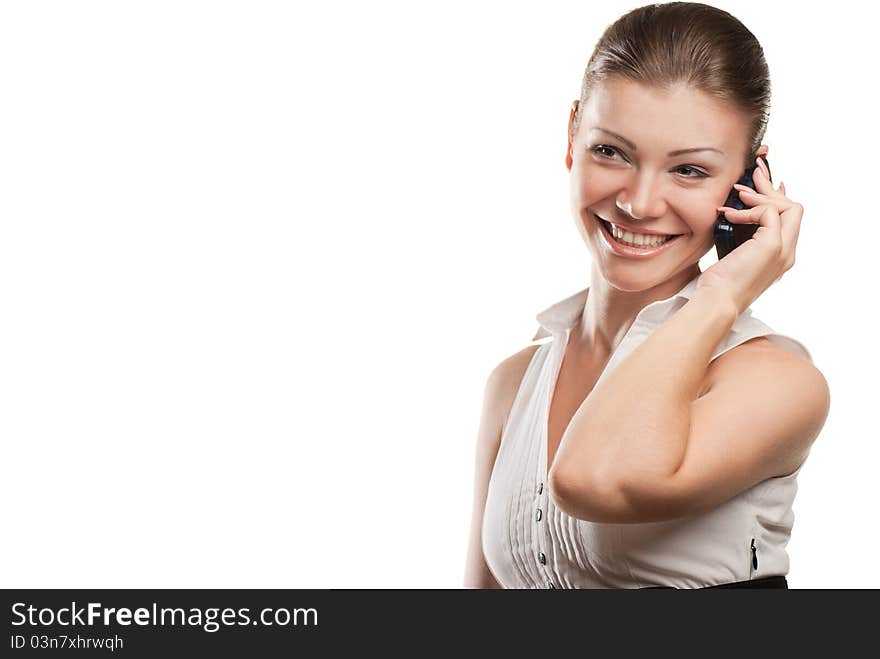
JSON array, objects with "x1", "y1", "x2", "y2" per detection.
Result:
[{"x1": 463, "y1": 2, "x2": 830, "y2": 589}]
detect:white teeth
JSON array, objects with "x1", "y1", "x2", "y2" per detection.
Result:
[{"x1": 608, "y1": 222, "x2": 671, "y2": 248}]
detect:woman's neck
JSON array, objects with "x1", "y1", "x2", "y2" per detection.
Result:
[{"x1": 573, "y1": 264, "x2": 702, "y2": 356}]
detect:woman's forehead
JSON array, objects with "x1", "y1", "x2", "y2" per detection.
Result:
[{"x1": 581, "y1": 77, "x2": 749, "y2": 151}]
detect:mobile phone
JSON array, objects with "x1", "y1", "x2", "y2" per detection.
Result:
[{"x1": 714, "y1": 157, "x2": 772, "y2": 259}]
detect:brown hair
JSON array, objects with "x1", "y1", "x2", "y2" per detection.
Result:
[{"x1": 571, "y1": 1, "x2": 770, "y2": 170}]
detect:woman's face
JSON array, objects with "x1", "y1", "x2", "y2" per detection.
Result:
[{"x1": 568, "y1": 77, "x2": 760, "y2": 289}]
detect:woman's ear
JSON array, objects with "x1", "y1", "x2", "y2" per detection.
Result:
[
  {"x1": 566, "y1": 100, "x2": 579, "y2": 171},
  {"x1": 755, "y1": 144, "x2": 769, "y2": 160}
]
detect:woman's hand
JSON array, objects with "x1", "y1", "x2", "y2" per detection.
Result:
[{"x1": 695, "y1": 156, "x2": 804, "y2": 316}]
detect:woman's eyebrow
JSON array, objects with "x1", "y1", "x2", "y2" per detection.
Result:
[{"x1": 593, "y1": 127, "x2": 725, "y2": 156}]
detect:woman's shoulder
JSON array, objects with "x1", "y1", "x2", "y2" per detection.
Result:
[
  {"x1": 711, "y1": 331, "x2": 816, "y2": 375},
  {"x1": 705, "y1": 334, "x2": 830, "y2": 441},
  {"x1": 485, "y1": 343, "x2": 544, "y2": 433},
  {"x1": 708, "y1": 305, "x2": 818, "y2": 379},
  {"x1": 687, "y1": 333, "x2": 829, "y2": 484},
  {"x1": 708, "y1": 333, "x2": 822, "y2": 388},
  {"x1": 729, "y1": 310, "x2": 814, "y2": 364},
  {"x1": 487, "y1": 344, "x2": 543, "y2": 401}
]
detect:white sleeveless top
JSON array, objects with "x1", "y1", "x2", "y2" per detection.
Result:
[{"x1": 482, "y1": 273, "x2": 813, "y2": 589}]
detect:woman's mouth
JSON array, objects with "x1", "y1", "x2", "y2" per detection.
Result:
[{"x1": 594, "y1": 213, "x2": 685, "y2": 258}]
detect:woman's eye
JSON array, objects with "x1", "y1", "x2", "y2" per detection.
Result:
[
  {"x1": 591, "y1": 144, "x2": 621, "y2": 159},
  {"x1": 675, "y1": 165, "x2": 708, "y2": 179},
  {"x1": 591, "y1": 145, "x2": 708, "y2": 179}
]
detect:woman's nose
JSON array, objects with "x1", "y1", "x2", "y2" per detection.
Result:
[{"x1": 616, "y1": 173, "x2": 667, "y2": 220}]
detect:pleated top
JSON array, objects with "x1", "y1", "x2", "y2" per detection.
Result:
[{"x1": 482, "y1": 273, "x2": 813, "y2": 589}]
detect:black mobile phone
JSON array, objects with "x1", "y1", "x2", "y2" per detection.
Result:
[{"x1": 714, "y1": 157, "x2": 772, "y2": 259}]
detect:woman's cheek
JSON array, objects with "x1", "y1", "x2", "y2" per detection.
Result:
[
  {"x1": 577, "y1": 170, "x2": 620, "y2": 206},
  {"x1": 671, "y1": 189, "x2": 722, "y2": 231}
]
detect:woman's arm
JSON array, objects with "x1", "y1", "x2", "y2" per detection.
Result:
[
  {"x1": 548, "y1": 292, "x2": 828, "y2": 524},
  {"x1": 551, "y1": 292, "x2": 737, "y2": 490}
]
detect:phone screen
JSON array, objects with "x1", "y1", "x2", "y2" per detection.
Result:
[{"x1": 714, "y1": 157, "x2": 772, "y2": 259}]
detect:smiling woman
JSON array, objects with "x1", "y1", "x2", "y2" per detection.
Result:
[{"x1": 464, "y1": 1, "x2": 830, "y2": 590}]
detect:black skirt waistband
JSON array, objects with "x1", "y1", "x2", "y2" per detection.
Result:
[{"x1": 640, "y1": 575, "x2": 788, "y2": 589}]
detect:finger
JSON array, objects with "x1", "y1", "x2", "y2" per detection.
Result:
[
  {"x1": 757, "y1": 155, "x2": 773, "y2": 185},
  {"x1": 752, "y1": 157, "x2": 774, "y2": 195},
  {"x1": 780, "y1": 203, "x2": 804, "y2": 267},
  {"x1": 717, "y1": 203, "x2": 782, "y2": 241},
  {"x1": 725, "y1": 181, "x2": 802, "y2": 252},
  {"x1": 780, "y1": 181, "x2": 786, "y2": 195},
  {"x1": 732, "y1": 184, "x2": 797, "y2": 211},
  {"x1": 786, "y1": 217, "x2": 802, "y2": 267}
]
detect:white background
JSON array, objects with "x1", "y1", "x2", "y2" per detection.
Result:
[{"x1": 0, "y1": 1, "x2": 874, "y2": 588}]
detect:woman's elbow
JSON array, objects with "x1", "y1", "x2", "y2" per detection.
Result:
[{"x1": 548, "y1": 466, "x2": 629, "y2": 523}]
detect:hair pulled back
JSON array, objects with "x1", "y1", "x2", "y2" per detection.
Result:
[{"x1": 572, "y1": 2, "x2": 770, "y2": 169}]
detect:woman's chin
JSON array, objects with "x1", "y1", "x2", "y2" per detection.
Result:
[{"x1": 592, "y1": 237, "x2": 712, "y2": 288}]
